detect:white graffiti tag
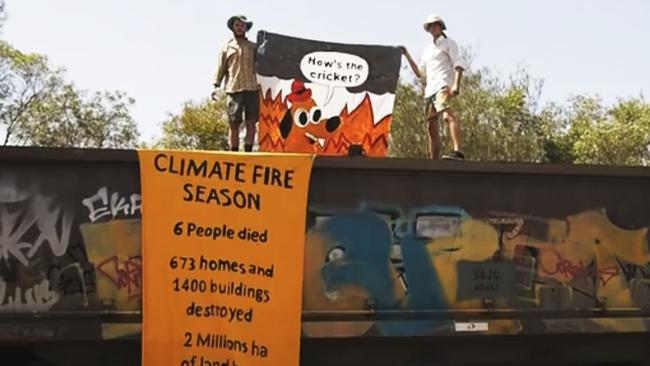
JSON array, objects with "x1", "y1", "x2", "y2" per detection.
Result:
[
  {"x1": 0, "y1": 194, "x2": 74, "y2": 266},
  {"x1": 82, "y1": 187, "x2": 141, "y2": 223},
  {"x1": 0, "y1": 277, "x2": 60, "y2": 312}
]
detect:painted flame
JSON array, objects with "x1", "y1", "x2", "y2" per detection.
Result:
[{"x1": 258, "y1": 89, "x2": 391, "y2": 156}]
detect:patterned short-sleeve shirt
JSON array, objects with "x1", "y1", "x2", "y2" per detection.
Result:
[{"x1": 214, "y1": 38, "x2": 258, "y2": 93}]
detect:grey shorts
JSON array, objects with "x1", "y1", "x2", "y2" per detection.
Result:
[{"x1": 226, "y1": 90, "x2": 259, "y2": 124}]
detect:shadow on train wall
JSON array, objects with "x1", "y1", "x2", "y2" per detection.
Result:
[{"x1": 2, "y1": 165, "x2": 650, "y2": 341}]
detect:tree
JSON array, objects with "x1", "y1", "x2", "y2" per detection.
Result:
[
  {"x1": 1, "y1": 1, "x2": 140, "y2": 148},
  {"x1": 0, "y1": 41, "x2": 62, "y2": 145},
  {"x1": 390, "y1": 61, "x2": 555, "y2": 162},
  {"x1": 569, "y1": 96, "x2": 650, "y2": 165},
  {"x1": 17, "y1": 85, "x2": 140, "y2": 148},
  {"x1": 450, "y1": 65, "x2": 551, "y2": 162},
  {"x1": 388, "y1": 79, "x2": 428, "y2": 158},
  {"x1": 0, "y1": 46, "x2": 140, "y2": 149},
  {"x1": 535, "y1": 95, "x2": 650, "y2": 166},
  {"x1": 389, "y1": 47, "x2": 650, "y2": 166},
  {"x1": 155, "y1": 93, "x2": 229, "y2": 151},
  {"x1": 538, "y1": 95, "x2": 605, "y2": 164},
  {"x1": 0, "y1": 12, "x2": 139, "y2": 147}
]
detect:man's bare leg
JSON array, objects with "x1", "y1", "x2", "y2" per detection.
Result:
[
  {"x1": 244, "y1": 120, "x2": 256, "y2": 152},
  {"x1": 443, "y1": 110, "x2": 462, "y2": 152},
  {"x1": 427, "y1": 116, "x2": 441, "y2": 159},
  {"x1": 229, "y1": 123, "x2": 240, "y2": 151}
]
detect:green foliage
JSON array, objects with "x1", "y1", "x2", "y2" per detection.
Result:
[
  {"x1": 155, "y1": 94, "x2": 230, "y2": 151},
  {"x1": 3, "y1": 0, "x2": 649, "y2": 164},
  {"x1": 570, "y1": 96, "x2": 650, "y2": 165},
  {"x1": 18, "y1": 86, "x2": 140, "y2": 148},
  {"x1": 388, "y1": 79, "x2": 428, "y2": 158},
  {"x1": 389, "y1": 49, "x2": 650, "y2": 166},
  {"x1": 0, "y1": 40, "x2": 139, "y2": 148},
  {"x1": 0, "y1": 40, "x2": 62, "y2": 145},
  {"x1": 1, "y1": 2, "x2": 139, "y2": 148},
  {"x1": 391, "y1": 65, "x2": 554, "y2": 162},
  {"x1": 449, "y1": 66, "x2": 551, "y2": 162}
]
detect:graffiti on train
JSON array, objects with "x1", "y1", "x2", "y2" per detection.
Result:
[
  {"x1": 3, "y1": 169, "x2": 650, "y2": 339},
  {"x1": 301, "y1": 204, "x2": 650, "y2": 336},
  {"x1": 0, "y1": 171, "x2": 142, "y2": 339}
]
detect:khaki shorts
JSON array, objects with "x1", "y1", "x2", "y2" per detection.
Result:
[{"x1": 425, "y1": 87, "x2": 451, "y2": 120}]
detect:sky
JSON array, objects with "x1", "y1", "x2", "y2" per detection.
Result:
[{"x1": 3, "y1": 0, "x2": 650, "y2": 141}]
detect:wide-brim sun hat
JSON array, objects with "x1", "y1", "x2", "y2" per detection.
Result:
[
  {"x1": 423, "y1": 14, "x2": 447, "y2": 31},
  {"x1": 227, "y1": 15, "x2": 253, "y2": 31}
]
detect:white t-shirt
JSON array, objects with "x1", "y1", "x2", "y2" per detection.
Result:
[{"x1": 418, "y1": 36, "x2": 465, "y2": 98}]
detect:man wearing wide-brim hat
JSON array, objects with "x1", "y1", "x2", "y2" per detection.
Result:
[
  {"x1": 213, "y1": 15, "x2": 259, "y2": 152},
  {"x1": 401, "y1": 14, "x2": 466, "y2": 160}
]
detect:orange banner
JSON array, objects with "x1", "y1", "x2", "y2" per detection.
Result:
[{"x1": 138, "y1": 150, "x2": 313, "y2": 366}]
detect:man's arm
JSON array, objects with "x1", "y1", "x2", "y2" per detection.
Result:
[
  {"x1": 448, "y1": 40, "x2": 465, "y2": 96},
  {"x1": 212, "y1": 48, "x2": 227, "y2": 101},
  {"x1": 452, "y1": 68, "x2": 464, "y2": 96},
  {"x1": 399, "y1": 46, "x2": 422, "y2": 79},
  {"x1": 213, "y1": 48, "x2": 228, "y2": 88}
]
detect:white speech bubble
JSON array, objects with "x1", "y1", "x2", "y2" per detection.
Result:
[{"x1": 300, "y1": 52, "x2": 369, "y2": 105}]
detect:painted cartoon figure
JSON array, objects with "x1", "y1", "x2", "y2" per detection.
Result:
[
  {"x1": 302, "y1": 211, "x2": 403, "y2": 337},
  {"x1": 280, "y1": 79, "x2": 341, "y2": 153}
]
